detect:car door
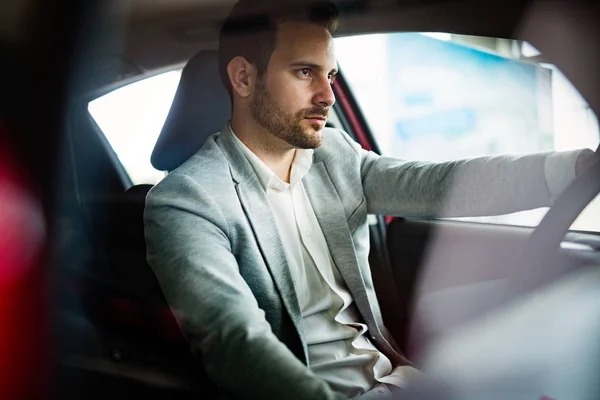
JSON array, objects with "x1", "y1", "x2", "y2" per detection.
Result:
[{"x1": 332, "y1": 31, "x2": 600, "y2": 362}]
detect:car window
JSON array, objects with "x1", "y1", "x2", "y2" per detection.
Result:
[
  {"x1": 88, "y1": 69, "x2": 182, "y2": 185},
  {"x1": 335, "y1": 33, "x2": 600, "y2": 232}
]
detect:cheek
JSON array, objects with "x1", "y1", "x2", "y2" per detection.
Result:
[{"x1": 268, "y1": 76, "x2": 311, "y2": 113}]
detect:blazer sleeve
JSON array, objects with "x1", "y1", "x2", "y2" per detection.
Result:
[
  {"x1": 337, "y1": 130, "x2": 586, "y2": 218},
  {"x1": 144, "y1": 172, "x2": 344, "y2": 400}
]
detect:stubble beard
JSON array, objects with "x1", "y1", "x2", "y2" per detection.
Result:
[{"x1": 251, "y1": 78, "x2": 326, "y2": 150}]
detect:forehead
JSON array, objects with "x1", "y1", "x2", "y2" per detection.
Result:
[{"x1": 270, "y1": 21, "x2": 336, "y2": 67}]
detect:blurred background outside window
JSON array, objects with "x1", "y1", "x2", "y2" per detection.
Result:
[{"x1": 336, "y1": 33, "x2": 599, "y2": 231}]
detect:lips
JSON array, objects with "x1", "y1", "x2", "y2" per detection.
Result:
[
  {"x1": 305, "y1": 117, "x2": 326, "y2": 127},
  {"x1": 303, "y1": 108, "x2": 328, "y2": 128}
]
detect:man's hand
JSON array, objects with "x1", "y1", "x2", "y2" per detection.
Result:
[{"x1": 575, "y1": 147, "x2": 599, "y2": 177}]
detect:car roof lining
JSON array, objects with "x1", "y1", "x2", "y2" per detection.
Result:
[{"x1": 84, "y1": 0, "x2": 528, "y2": 96}]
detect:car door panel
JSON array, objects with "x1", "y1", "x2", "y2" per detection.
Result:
[{"x1": 384, "y1": 219, "x2": 532, "y2": 360}]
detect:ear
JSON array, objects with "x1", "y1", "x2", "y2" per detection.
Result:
[{"x1": 227, "y1": 56, "x2": 256, "y2": 99}]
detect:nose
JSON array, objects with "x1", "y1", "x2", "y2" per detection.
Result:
[{"x1": 313, "y1": 76, "x2": 336, "y2": 108}]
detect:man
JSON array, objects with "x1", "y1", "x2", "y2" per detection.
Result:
[{"x1": 144, "y1": 1, "x2": 597, "y2": 399}]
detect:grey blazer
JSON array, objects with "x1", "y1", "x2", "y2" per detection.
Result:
[{"x1": 144, "y1": 124, "x2": 570, "y2": 399}]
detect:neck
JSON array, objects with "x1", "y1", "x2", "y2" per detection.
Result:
[{"x1": 231, "y1": 111, "x2": 296, "y2": 183}]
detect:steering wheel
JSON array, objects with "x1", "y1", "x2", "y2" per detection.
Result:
[{"x1": 504, "y1": 148, "x2": 600, "y2": 300}]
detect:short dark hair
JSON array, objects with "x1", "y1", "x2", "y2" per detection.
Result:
[{"x1": 218, "y1": 0, "x2": 340, "y2": 99}]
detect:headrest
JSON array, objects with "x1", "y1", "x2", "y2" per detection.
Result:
[{"x1": 151, "y1": 50, "x2": 231, "y2": 171}]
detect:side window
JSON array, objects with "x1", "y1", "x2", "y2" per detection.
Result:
[
  {"x1": 335, "y1": 33, "x2": 599, "y2": 232},
  {"x1": 88, "y1": 69, "x2": 183, "y2": 185}
]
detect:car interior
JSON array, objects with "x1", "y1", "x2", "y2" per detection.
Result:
[{"x1": 1, "y1": 0, "x2": 599, "y2": 399}]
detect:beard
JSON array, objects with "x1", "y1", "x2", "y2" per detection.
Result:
[{"x1": 251, "y1": 78, "x2": 327, "y2": 149}]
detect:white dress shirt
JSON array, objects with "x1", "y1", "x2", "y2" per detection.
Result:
[{"x1": 231, "y1": 128, "x2": 418, "y2": 398}]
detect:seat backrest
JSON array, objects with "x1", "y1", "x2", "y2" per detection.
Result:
[{"x1": 106, "y1": 184, "x2": 159, "y2": 297}]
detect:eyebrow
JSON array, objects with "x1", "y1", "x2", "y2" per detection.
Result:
[{"x1": 289, "y1": 61, "x2": 338, "y2": 75}]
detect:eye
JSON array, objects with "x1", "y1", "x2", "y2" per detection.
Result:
[
  {"x1": 328, "y1": 73, "x2": 337, "y2": 85},
  {"x1": 297, "y1": 68, "x2": 312, "y2": 78}
]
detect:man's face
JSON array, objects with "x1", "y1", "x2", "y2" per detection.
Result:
[{"x1": 251, "y1": 21, "x2": 338, "y2": 149}]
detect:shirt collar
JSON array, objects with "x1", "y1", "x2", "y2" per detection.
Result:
[{"x1": 229, "y1": 123, "x2": 314, "y2": 192}]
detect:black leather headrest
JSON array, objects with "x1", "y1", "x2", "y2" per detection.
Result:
[{"x1": 151, "y1": 50, "x2": 231, "y2": 171}]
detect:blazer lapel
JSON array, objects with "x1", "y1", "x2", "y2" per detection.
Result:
[
  {"x1": 216, "y1": 126, "x2": 306, "y2": 351},
  {"x1": 302, "y1": 161, "x2": 377, "y2": 326},
  {"x1": 235, "y1": 183, "x2": 305, "y2": 334}
]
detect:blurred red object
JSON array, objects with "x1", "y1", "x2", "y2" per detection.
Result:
[{"x1": 0, "y1": 121, "x2": 48, "y2": 399}]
